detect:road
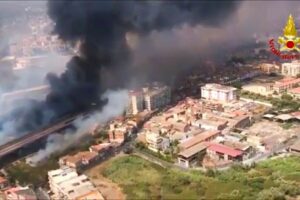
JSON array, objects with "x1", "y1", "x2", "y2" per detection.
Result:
[{"x1": 0, "y1": 114, "x2": 80, "y2": 159}]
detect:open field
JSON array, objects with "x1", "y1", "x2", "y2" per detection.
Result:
[
  {"x1": 89, "y1": 155, "x2": 300, "y2": 200},
  {"x1": 85, "y1": 154, "x2": 126, "y2": 200}
]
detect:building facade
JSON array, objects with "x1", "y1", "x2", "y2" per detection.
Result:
[
  {"x1": 242, "y1": 83, "x2": 273, "y2": 96},
  {"x1": 201, "y1": 84, "x2": 237, "y2": 102},
  {"x1": 281, "y1": 60, "x2": 300, "y2": 77},
  {"x1": 48, "y1": 167, "x2": 104, "y2": 200},
  {"x1": 144, "y1": 86, "x2": 171, "y2": 111},
  {"x1": 126, "y1": 91, "x2": 144, "y2": 115},
  {"x1": 259, "y1": 63, "x2": 280, "y2": 74},
  {"x1": 206, "y1": 143, "x2": 243, "y2": 161},
  {"x1": 145, "y1": 132, "x2": 170, "y2": 152},
  {"x1": 273, "y1": 77, "x2": 300, "y2": 93}
]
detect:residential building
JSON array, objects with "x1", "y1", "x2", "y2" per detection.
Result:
[
  {"x1": 144, "y1": 86, "x2": 171, "y2": 111},
  {"x1": 48, "y1": 167, "x2": 78, "y2": 197},
  {"x1": 177, "y1": 142, "x2": 208, "y2": 168},
  {"x1": 201, "y1": 83, "x2": 237, "y2": 102},
  {"x1": 178, "y1": 130, "x2": 220, "y2": 150},
  {"x1": 288, "y1": 87, "x2": 300, "y2": 99},
  {"x1": 196, "y1": 118, "x2": 228, "y2": 131},
  {"x1": 231, "y1": 115, "x2": 251, "y2": 129},
  {"x1": 145, "y1": 132, "x2": 170, "y2": 152},
  {"x1": 201, "y1": 102, "x2": 224, "y2": 112},
  {"x1": 207, "y1": 143, "x2": 243, "y2": 161},
  {"x1": 242, "y1": 83, "x2": 273, "y2": 96},
  {"x1": 55, "y1": 174, "x2": 103, "y2": 200},
  {"x1": 259, "y1": 63, "x2": 280, "y2": 74},
  {"x1": 4, "y1": 187, "x2": 37, "y2": 200},
  {"x1": 222, "y1": 141, "x2": 253, "y2": 160},
  {"x1": 89, "y1": 143, "x2": 112, "y2": 154},
  {"x1": 59, "y1": 151, "x2": 99, "y2": 171},
  {"x1": 48, "y1": 167, "x2": 104, "y2": 200},
  {"x1": 126, "y1": 90, "x2": 144, "y2": 115},
  {"x1": 108, "y1": 129, "x2": 128, "y2": 144},
  {"x1": 281, "y1": 60, "x2": 300, "y2": 77},
  {"x1": 273, "y1": 77, "x2": 300, "y2": 93}
]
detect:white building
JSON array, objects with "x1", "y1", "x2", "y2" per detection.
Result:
[
  {"x1": 242, "y1": 83, "x2": 273, "y2": 96},
  {"x1": 281, "y1": 60, "x2": 300, "y2": 77},
  {"x1": 144, "y1": 86, "x2": 171, "y2": 111},
  {"x1": 259, "y1": 63, "x2": 280, "y2": 74},
  {"x1": 201, "y1": 84, "x2": 237, "y2": 102},
  {"x1": 48, "y1": 167, "x2": 79, "y2": 198},
  {"x1": 145, "y1": 132, "x2": 170, "y2": 152},
  {"x1": 126, "y1": 90, "x2": 144, "y2": 115},
  {"x1": 48, "y1": 167, "x2": 104, "y2": 200}
]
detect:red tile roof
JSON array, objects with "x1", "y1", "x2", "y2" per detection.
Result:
[
  {"x1": 274, "y1": 78, "x2": 300, "y2": 87},
  {"x1": 289, "y1": 87, "x2": 300, "y2": 94},
  {"x1": 208, "y1": 143, "x2": 243, "y2": 157}
]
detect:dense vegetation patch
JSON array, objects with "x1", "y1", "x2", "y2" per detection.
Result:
[{"x1": 103, "y1": 155, "x2": 300, "y2": 200}]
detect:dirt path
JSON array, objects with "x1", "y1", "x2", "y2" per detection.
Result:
[{"x1": 85, "y1": 154, "x2": 126, "y2": 200}]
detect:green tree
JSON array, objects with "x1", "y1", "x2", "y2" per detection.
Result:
[
  {"x1": 135, "y1": 141, "x2": 146, "y2": 149},
  {"x1": 257, "y1": 188, "x2": 285, "y2": 200},
  {"x1": 281, "y1": 93, "x2": 293, "y2": 101}
]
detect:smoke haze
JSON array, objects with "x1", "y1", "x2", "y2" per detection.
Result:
[
  {"x1": 131, "y1": 1, "x2": 300, "y2": 84},
  {"x1": 0, "y1": 1, "x2": 240, "y2": 137},
  {"x1": 27, "y1": 89, "x2": 128, "y2": 163},
  {"x1": 1, "y1": 1, "x2": 300, "y2": 158}
]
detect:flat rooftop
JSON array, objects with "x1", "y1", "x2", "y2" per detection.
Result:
[
  {"x1": 178, "y1": 142, "x2": 208, "y2": 158},
  {"x1": 59, "y1": 175, "x2": 101, "y2": 199},
  {"x1": 202, "y1": 83, "x2": 237, "y2": 92},
  {"x1": 179, "y1": 130, "x2": 220, "y2": 149}
]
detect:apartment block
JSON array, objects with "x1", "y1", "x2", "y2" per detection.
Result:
[
  {"x1": 201, "y1": 84, "x2": 237, "y2": 102},
  {"x1": 281, "y1": 60, "x2": 300, "y2": 77},
  {"x1": 143, "y1": 86, "x2": 171, "y2": 111},
  {"x1": 126, "y1": 90, "x2": 144, "y2": 115},
  {"x1": 48, "y1": 167, "x2": 104, "y2": 200}
]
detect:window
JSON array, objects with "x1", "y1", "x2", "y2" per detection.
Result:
[
  {"x1": 68, "y1": 190, "x2": 75, "y2": 194},
  {"x1": 72, "y1": 182, "x2": 80, "y2": 186}
]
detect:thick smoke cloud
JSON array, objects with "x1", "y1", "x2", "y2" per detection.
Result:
[
  {"x1": 0, "y1": 1, "x2": 241, "y2": 142},
  {"x1": 27, "y1": 89, "x2": 128, "y2": 163},
  {"x1": 47, "y1": 1, "x2": 240, "y2": 86},
  {"x1": 45, "y1": 0, "x2": 240, "y2": 112},
  {"x1": 131, "y1": 1, "x2": 300, "y2": 84},
  {"x1": 2, "y1": 0, "x2": 299, "y2": 159},
  {"x1": 0, "y1": 54, "x2": 69, "y2": 144},
  {"x1": 2, "y1": 0, "x2": 300, "y2": 148}
]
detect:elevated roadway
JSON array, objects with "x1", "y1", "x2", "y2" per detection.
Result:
[{"x1": 0, "y1": 114, "x2": 81, "y2": 159}]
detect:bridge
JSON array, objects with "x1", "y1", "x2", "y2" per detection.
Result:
[{"x1": 0, "y1": 114, "x2": 81, "y2": 159}]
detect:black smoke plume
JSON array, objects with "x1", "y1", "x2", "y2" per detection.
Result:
[{"x1": 0, "y1": 1, "x2": 240, "y2": 141}]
